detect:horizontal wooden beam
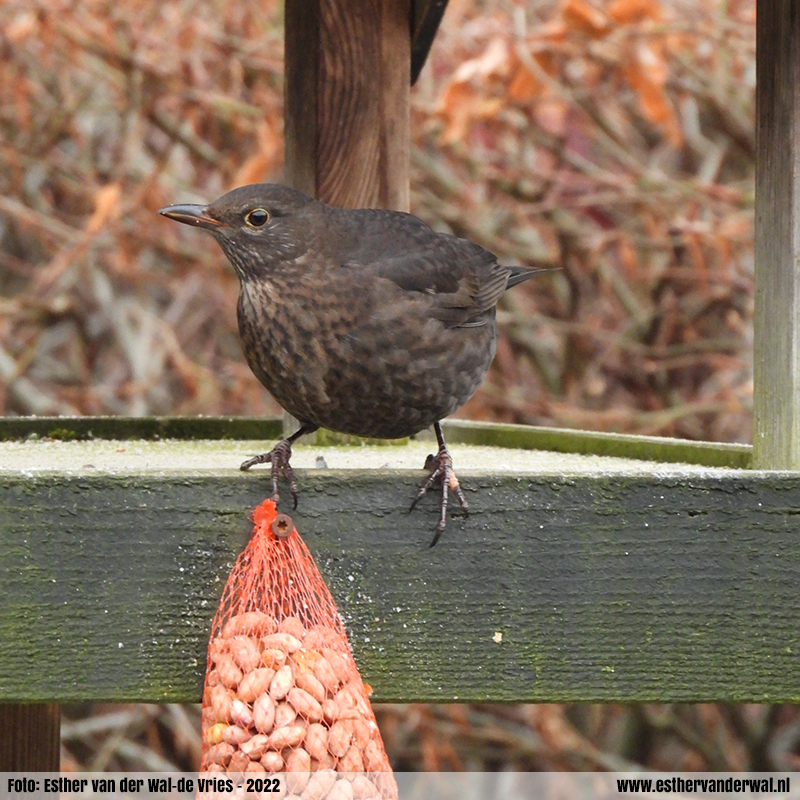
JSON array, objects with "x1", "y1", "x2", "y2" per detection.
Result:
[
  {"x1": 443, "y1": 420, "x2": 752, "y2": 469},
  {"x1": 0, "y1": 416, "x2": 752, "y2": 469},
  {"x1": 0, "y1": 416, "x2": 283, "y2": 442},
  {"x1": 1, "y1": 430, "x2": 798, "y2": 703}
]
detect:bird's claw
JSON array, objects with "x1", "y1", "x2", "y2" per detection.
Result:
[
  {"x1": 240, "y1": 440, "x2": 299, "y2": 509},
  {"x1": 410, "y1": 445, "x2": 469, "y2": 546}
]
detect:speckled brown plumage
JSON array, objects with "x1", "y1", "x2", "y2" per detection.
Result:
[{"x1": 159, "y1": 183, "x2": 550, "y2": 543}]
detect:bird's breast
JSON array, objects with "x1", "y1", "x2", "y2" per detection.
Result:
[{"x1": 235, "y1": 271, "x2": 498, "y2": 438}]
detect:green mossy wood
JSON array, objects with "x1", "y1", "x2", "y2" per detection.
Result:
[{"x1": 1, "y1": 418, "x2": 798, "y2": 703}]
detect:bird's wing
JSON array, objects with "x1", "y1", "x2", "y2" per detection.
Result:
[{"x1": 341, "y1": 215, "x2": 510, "y2": 328}]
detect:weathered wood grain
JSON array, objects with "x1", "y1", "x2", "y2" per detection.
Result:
[
  {"x1": 1, "y1": 469, "x2": 799, "y2": 703},
  {"x1": 442, "y1": 420, "x2": 752, "y2": 469},
  {"x1": 284, "y1": 0, "x2": 320, "y2": 199},
  {"x1": 0, "y1": 416, "x2": 752, "y2": 469},
  {"x1": 754, "y1": 2, "x2": 800, "y2": 468},
  {"x1": 0, "y1": 416, "x2": 283, "y2": 442},
  {"x1": 284, "y1": 0, "x2": 411, "y2": 211},
  {"x1": 0, "y1": 705, "x2": 59, "y2": 770}
]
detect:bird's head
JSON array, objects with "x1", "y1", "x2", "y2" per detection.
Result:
[{"x1": 159, "y1": 183, "x2": 319, "y2": 280}]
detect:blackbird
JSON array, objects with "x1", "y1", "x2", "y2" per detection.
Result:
[{"x1": 160, "y1": 184, "x2": 550, "y2": 544}]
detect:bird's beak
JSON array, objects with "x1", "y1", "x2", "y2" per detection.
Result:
[{"x1": 158, "y1": 204, "x2": 222, "y2": 230}]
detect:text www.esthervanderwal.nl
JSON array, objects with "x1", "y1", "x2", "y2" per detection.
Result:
[{"x1": 617, "y1": 777, "x2": 791, "y2": 794}]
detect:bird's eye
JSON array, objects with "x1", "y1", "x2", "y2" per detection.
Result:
[{"x1": 246, "y1": 208, "x2": 270, "y2": 227}]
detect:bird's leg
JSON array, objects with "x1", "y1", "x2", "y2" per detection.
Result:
[
  {"x1": 410, "y1": 421, "x2": 469, "y2": 546},
  {"x1": 240, "y1": 423, "x2": 319, "y2": 510}
]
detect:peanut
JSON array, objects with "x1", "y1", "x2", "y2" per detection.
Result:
[
  {"x1": 230, "y1": 635, "x2": 262, "y2": 673},
  {"x1": 231, "y1": 698, "x2": 254, "y2": 729},
  {"x1": 337, "y1": 745, "x2": 365, "y2": 774},
  {"x1": 278, "y1": 616, "x2": 307, "y2": 639},
  {"x1": 262, "y1": 632, "x2": 302, "y2": 654},
  {"x1": 304, "y1": 626, "x2": 342, "y2": 649},
  {"x1": 295, "y1": 672, "x2": 326, "y2": 705},
  {"x1": 253, "y1": 694, "x2": 276, "y2": 734},
  {"x1": 333, "y1": 687, "x2": 357, "y2": 717},
  {"x1": 351, "y1": 718, "x2": 370, "y2": 750},
  {"x1": 207, "y1": 742, "x2": 234, "y2": 767},
  {"x1": 302, "y1": 770, "x2": 336, "y2": 800},
  {"x1": 363, "y1": 739, "x2": 385, "y2": 772},
  {"x1": 322, "y1": 648, "x2": 355, "y2": 685},
  {"x1": 209, "y1": 636, "x2": 229, "y2": 661},
  {"x1": 327, "y1": 720, "x2": 353, "y2": 758},
  {"x1": 215, "y1": 654, "x2": 243, "y2": 689},
  {"x1": 312, "y1": 656, "x2": 339, "y2": 694},
  {"x1": 285, "y1": 747, "x2": 311, "y2": 794},
  {"x1": 209, "y1": 684, "x2": 234, "y2": 725},
  {"x1": 222, "y1": 611, "x2": 277, "y2": 639},
  {"x1": 227, "y1": 750, "x2": 250, "y2": 778},
  {"x1": 240, "y1": 733, "x2": 269, "y2": 760},
  {"x1": 222, "y1": 725, "x2": 252, "y2": 747},
  {"x1": 301, "y1": 630, "x2": 328, "y2": 651},
  {"x1": 203, "y1": 723, "x2": 227, "y2": 747},
  {"x1": 267, "y1": 723, "x2": 306, "y2": 750},
  {"x1": 261, "y1": 648, "x2": 288, "y2": 669},
  {"x1": 269, "y1": 665, "x2": 294, "y2": 700},
  {"x1": 237, "y1": 667, "x2": 275, "y2": 704},
  {"x1": 260, "y1": 750, "x2": 284, "y2": 772},
  {"x1": 303, "y1": 722, "x2": 329, "y2": 762},
  {"x1": 274, "y1": 700, "x2": 298, "y2": 728},
  {"x1": 351, "y1": 775, "x2": 378, "y2": 800},
  {"x1": 288, "y1": 687, "x2": 323, "y2": 723},
  {"x1": 321, "y1": 698, "x2": 340, "y2": 725},
  {"x1": 327, "y1": 779, "x2": 355, "y2": 800},
  {"x1": 310, "y1": 752, "x2": 336, "y2": 772}
]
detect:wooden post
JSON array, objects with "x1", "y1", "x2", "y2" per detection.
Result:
[
  {"x1": 754, "y1": 2, "x2": 800, "y2": 469},
  {"x1": 0, "y1": 705, "x2": 60, "y2": 770},
  {"x1": 284, "y1": 0, "x2": 410, "y2": 211},
  {"x1": 283, "y1": 0, "x2": 411, "y2": 437}
]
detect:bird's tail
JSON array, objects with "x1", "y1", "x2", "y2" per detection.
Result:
[{"x1": 506, "y1": 265, "x2": 560, "y2": 288}]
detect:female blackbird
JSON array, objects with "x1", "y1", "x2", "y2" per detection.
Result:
[{"x1": 160, "y1": 184, "x2": 550, "y2": 544}]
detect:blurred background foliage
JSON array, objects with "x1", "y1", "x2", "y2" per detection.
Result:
[{"x1": 3, "y1": 0, "x2": 787, "y2": 775}]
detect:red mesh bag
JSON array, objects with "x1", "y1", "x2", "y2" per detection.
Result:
[{"x1": 200, "y1": 499, "x2": 397, "y2": 800}]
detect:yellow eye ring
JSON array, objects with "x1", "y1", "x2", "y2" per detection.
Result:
[{"x1": 246, "y1": 208, "x2": 270, "y2": 227}]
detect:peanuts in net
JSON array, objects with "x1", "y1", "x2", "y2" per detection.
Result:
[{"x1": 200, "y1": 500, "x2": 396, "y2": 800}]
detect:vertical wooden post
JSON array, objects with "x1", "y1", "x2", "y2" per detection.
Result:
[
  {"x1": 283, "y1": 0, "x2": 411, "y2": 436},
  {"x1": 285, "y1": 0, "x2": 410, "y2": 211},
  {"x1": 0, "y1": 704, "x2": 60, "y2": 770},
  {"x1": 754, "y1": 2, "x2": 800, "y2": 469}
]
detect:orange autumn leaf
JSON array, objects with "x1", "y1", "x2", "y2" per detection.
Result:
[
  {"x1": 608, "y1": 0, "x2": 662, "y2": 24},
  {"x1": 561, "y1": 0, "x2": 609, "y2": 37},
  {"x1": 86, "y1": 183, "x2": 122, "y2": 235},
  {"x1": 623, "y1": 41, "x2": 683, "y2": 147},
  {"x1": 507, "y1": 63, "x2": 544, "y2": 103},
  {"x1": 507, "y1": 48, "x2": 558, "y2": 103},
  {"x1": 438, "y1": 80, "x2": 503, "y2": 144}
]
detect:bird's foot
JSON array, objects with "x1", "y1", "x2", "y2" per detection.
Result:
[
  {"x1": 410, "y1": 443, "x2": 469, "y2": 546},
  {"x1": 240, "y1": 440, "x2": 299, "y2": 510}
]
